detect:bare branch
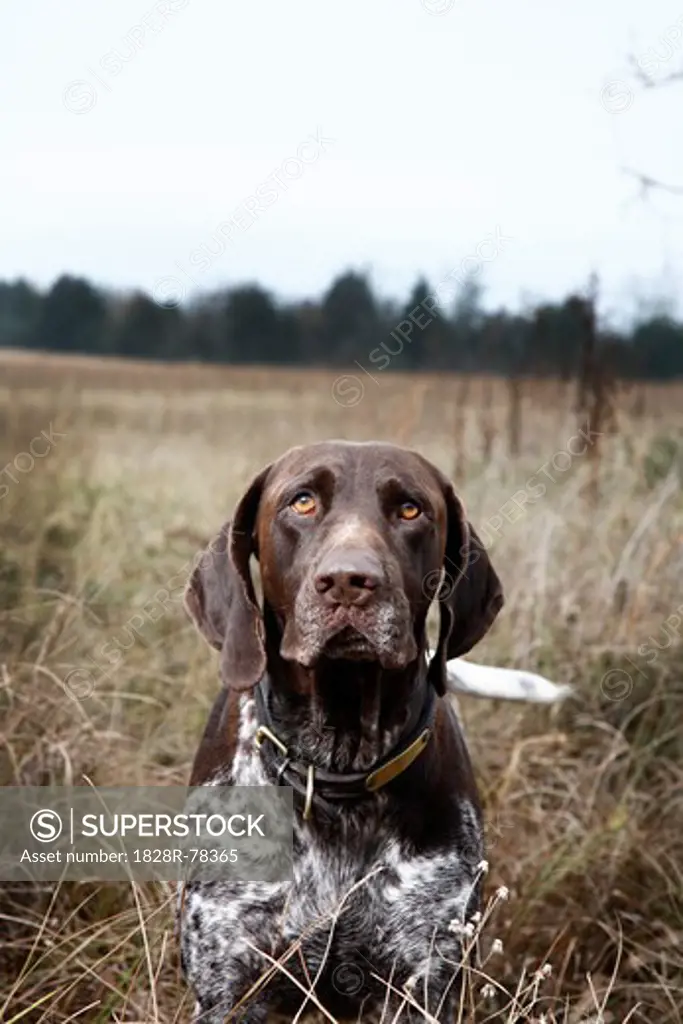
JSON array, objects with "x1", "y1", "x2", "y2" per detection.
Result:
[
  {"x1": 628, "y1": 54, "x2": 683, "y2": 90},
  {"x1": 622, "y1": 166, "x2": 683, "y2": 198}
]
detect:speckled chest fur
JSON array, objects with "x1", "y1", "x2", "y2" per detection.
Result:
[{"x1": 180, "y1": 697, "x2": 484, "y2": 1024}]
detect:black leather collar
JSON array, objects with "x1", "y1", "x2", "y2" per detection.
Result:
[{"x1": 253, "y1": 675, "x2": 436, "y2": 820}]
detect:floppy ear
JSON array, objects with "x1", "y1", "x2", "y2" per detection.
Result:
[
  {"x1": 427, "y1": 479, "x2": 504, "y2": 695},
  {"x1": 184, "y1": 466, "x2": 271, "y2": 691}
]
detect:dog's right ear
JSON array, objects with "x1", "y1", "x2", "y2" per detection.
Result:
[{"x1": 184, "y1": 465, "x2": 271, "y2": 691}]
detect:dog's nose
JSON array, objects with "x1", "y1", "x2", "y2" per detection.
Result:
[{"x1": 314, "y1": 550, "x2": 382, "y2": 607}]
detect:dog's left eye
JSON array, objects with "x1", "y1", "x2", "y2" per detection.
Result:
[
  {"x1": 290, "y1": 492, "x2": 317, "y2": 516},
  {"x1": 398, "y1": 501, "x2": 421, "y2": 521}
]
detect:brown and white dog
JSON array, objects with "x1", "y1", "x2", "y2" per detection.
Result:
[{"x1": 179, "y1": 440, "x2": 568, "y2": 1023}]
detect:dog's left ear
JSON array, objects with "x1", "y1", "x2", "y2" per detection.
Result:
[
  {"x1": 184, "y1": 465, "x2": 271, "y2": 691},
  {"x1": 427, "y1": 477, "x2": 504, "y2": 695}
]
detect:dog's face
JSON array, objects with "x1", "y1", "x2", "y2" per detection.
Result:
[
  {"x1": 255, "y1": 442, "x2": 450, "y2": 670},
  {"x1": 185, "y1": 441, "x2": 503, "y2": 693}
]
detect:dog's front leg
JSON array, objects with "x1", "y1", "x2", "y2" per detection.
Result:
[
  {"x1": 376, "y1": 857, "x2": 482, "y2": 1023},
  {"x1": 180, "y1": 882, "x2": 287, "y2": 1024}
]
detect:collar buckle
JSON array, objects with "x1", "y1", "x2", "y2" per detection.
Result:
[{"x1": 254, "y1": 724, "x2": 288, "y2": 757}]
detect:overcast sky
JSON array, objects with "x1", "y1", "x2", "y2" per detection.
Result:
[{"x1": 2, "y1": 0, "x2": 682, "y2": 320}]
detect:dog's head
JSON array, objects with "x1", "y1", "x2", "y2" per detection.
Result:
[{"x1": 184, "y1": 441, "x2": 503, "y2": 694}]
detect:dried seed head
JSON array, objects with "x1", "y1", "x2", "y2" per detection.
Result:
[{"x1": 534, "y1": 962, "x2": 553, "y2": 981}]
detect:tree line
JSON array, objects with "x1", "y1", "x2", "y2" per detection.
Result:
[{"x1": 0, "y1": 272, "x2": 681, "y2": 379}]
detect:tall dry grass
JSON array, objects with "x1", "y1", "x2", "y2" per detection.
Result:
[{"x1": 0, "y1": 351, "x2": 682, "y2": 1022}]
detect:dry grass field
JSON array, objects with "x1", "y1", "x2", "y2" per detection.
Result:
[{"x1": 1, "y1": 348, "x2": 682, "y2": 1023}]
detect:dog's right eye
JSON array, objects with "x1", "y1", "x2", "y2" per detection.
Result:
[
  {"x1": 397, "y1": 500, "x2": 421, "y2": 521},
  {"x1": 290, "y1": 492, "x2": 317, "y2": 516}
]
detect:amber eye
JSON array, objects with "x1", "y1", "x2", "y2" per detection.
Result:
[
  {"x1": 290, "y1": 492, "x2": 317, "y2": 516},
  {"x1": 398, "y1": 501, "x2": 421, "y2": 521}
]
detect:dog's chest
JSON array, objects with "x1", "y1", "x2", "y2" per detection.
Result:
[
  {"x1": 181, "y1": 811, "x2": 477, "y2": 1012},
  {"x1": 224, "y1": 698, "x2": 453, "y2": 949},
  {"x1": 182, "y1": 697, "x2": 482, "y2": 1010}
]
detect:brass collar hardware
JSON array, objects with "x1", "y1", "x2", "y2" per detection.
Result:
[
  {"x1": 255, "y1": 724, "x2": 288, "y2": 756},
  {"x1": 303, "y1": 765, "x2": 315, "y2": 821}
]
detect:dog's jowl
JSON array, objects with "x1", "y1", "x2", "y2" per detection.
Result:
[{"x1": 179, "y1": 440, "x2": 504, "y2": 1023}]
